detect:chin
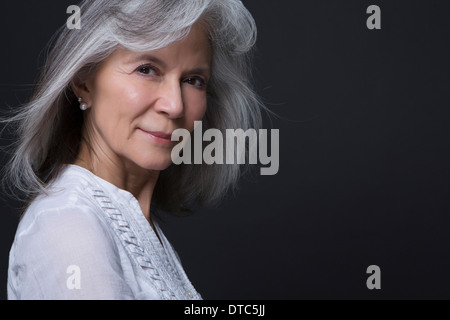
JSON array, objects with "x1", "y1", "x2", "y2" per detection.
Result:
[{"x1": 136, "y1": 157, "x2": 173, "y2": 172}]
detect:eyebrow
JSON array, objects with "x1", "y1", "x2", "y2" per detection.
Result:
[
  {"x1": 125, "y1": 53, "x2": 167, "y2": 68},
  {"x1": 125, "y1": 53, "x2": 211, "y2": 77}
]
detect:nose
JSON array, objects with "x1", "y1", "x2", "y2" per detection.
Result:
[{"x1": 153, "y1": 78, "x2": 184, "y2": 119}]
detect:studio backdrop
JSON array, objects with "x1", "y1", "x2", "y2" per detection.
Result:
[{"x1": 1, "y1": 0, "x2": 450, "y2": 299}]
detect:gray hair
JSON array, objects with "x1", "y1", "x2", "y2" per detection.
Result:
[{"x1": 1, "y1": 0, "x2": 263, "y2": 213}]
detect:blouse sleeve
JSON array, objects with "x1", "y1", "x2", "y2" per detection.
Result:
[{"x1": 8, "y1": 205, "x2": 135, "y2": 300}]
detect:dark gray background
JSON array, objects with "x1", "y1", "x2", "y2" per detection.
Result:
[{"x1": 1, "y1": 0, "x2": 450, "y2": 300}]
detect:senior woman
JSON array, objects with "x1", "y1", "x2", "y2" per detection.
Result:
[{"x1": 4, "y1": 0, "x2": 262, "y2": 299}]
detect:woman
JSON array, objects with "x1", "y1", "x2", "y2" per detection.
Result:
[{"x1": 4, "y1": 0, "x2": 262, "y2": 299}]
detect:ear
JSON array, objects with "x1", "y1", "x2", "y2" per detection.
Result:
[{"x1": 71, "y1": 69, "x2": 94, "y2": 106}]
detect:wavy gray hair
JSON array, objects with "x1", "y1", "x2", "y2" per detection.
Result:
[{"x1": 2, "y1": 0, "x2": 263, "y2": 213}]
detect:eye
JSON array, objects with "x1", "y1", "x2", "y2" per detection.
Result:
[
  {"x1": 136, "y1": 64, "x2": 159, "y2": 76},
  {"x1": 184, "y1": 77, "x2": 207, "y2": 89}
]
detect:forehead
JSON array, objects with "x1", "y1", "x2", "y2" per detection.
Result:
[{"x1": 107, "y1": 23, "x2": 212, "y2": 71}]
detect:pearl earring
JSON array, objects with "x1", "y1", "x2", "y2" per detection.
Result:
[{"x1": 78, "y1": 97, "x2": 88, "y2": 111}]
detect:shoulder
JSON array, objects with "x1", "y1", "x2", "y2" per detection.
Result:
[
  {"x1": 12, "y1": 165, "x2": 118, "y2": 262},
  {"x1": 8, "y1": 188, "x2": 125, "y2": 298},
  {"x1": 7, "y1": 165, "x2": 137, "y2": 299},
  {"x1": 27, "y1": 165, "x2": 98, "y2": 216},
  {"x1": 17, "y1": 168, "x2": 105, "y2": 240},
  {"x1": 13, "y1": 200, "x2": 117, "y2": 265}
]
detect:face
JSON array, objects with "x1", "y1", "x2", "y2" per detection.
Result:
[{"x1": 80, "y1": 24, "x2": 211, "y2": 172}]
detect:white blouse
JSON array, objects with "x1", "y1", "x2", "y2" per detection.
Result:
[{"x1": 7, "y1": 164, "x2": 202, "y2": 300}]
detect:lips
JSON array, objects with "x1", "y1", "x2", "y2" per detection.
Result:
[
  {"x1": 138, "y1": 128, "x2": 174, "y2": 144},
  {"x1": 145, "y1": 131, "x2": 172, "y2": 140}
]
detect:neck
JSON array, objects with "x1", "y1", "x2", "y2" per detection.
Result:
[{"x1": 73, "y1": 142, "x2": 160, "y2": 223}]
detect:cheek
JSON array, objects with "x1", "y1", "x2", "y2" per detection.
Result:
[
  {"x1": 101, "y1": 77, "x2": 144, "y2": 113},
  {"x1": 93, "y1": 79, "x2": 146, "y2": 130},
  {"x1": 183, "y1": 91, "x2": 208, "y2": 124}
]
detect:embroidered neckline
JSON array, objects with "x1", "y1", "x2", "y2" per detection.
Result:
[
  {"x1": 91, "y1": 188, "x2": 178, "y2": 299},
  {"x1": 64, "y1": 164, "x2": 201, "y2": 300}
]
